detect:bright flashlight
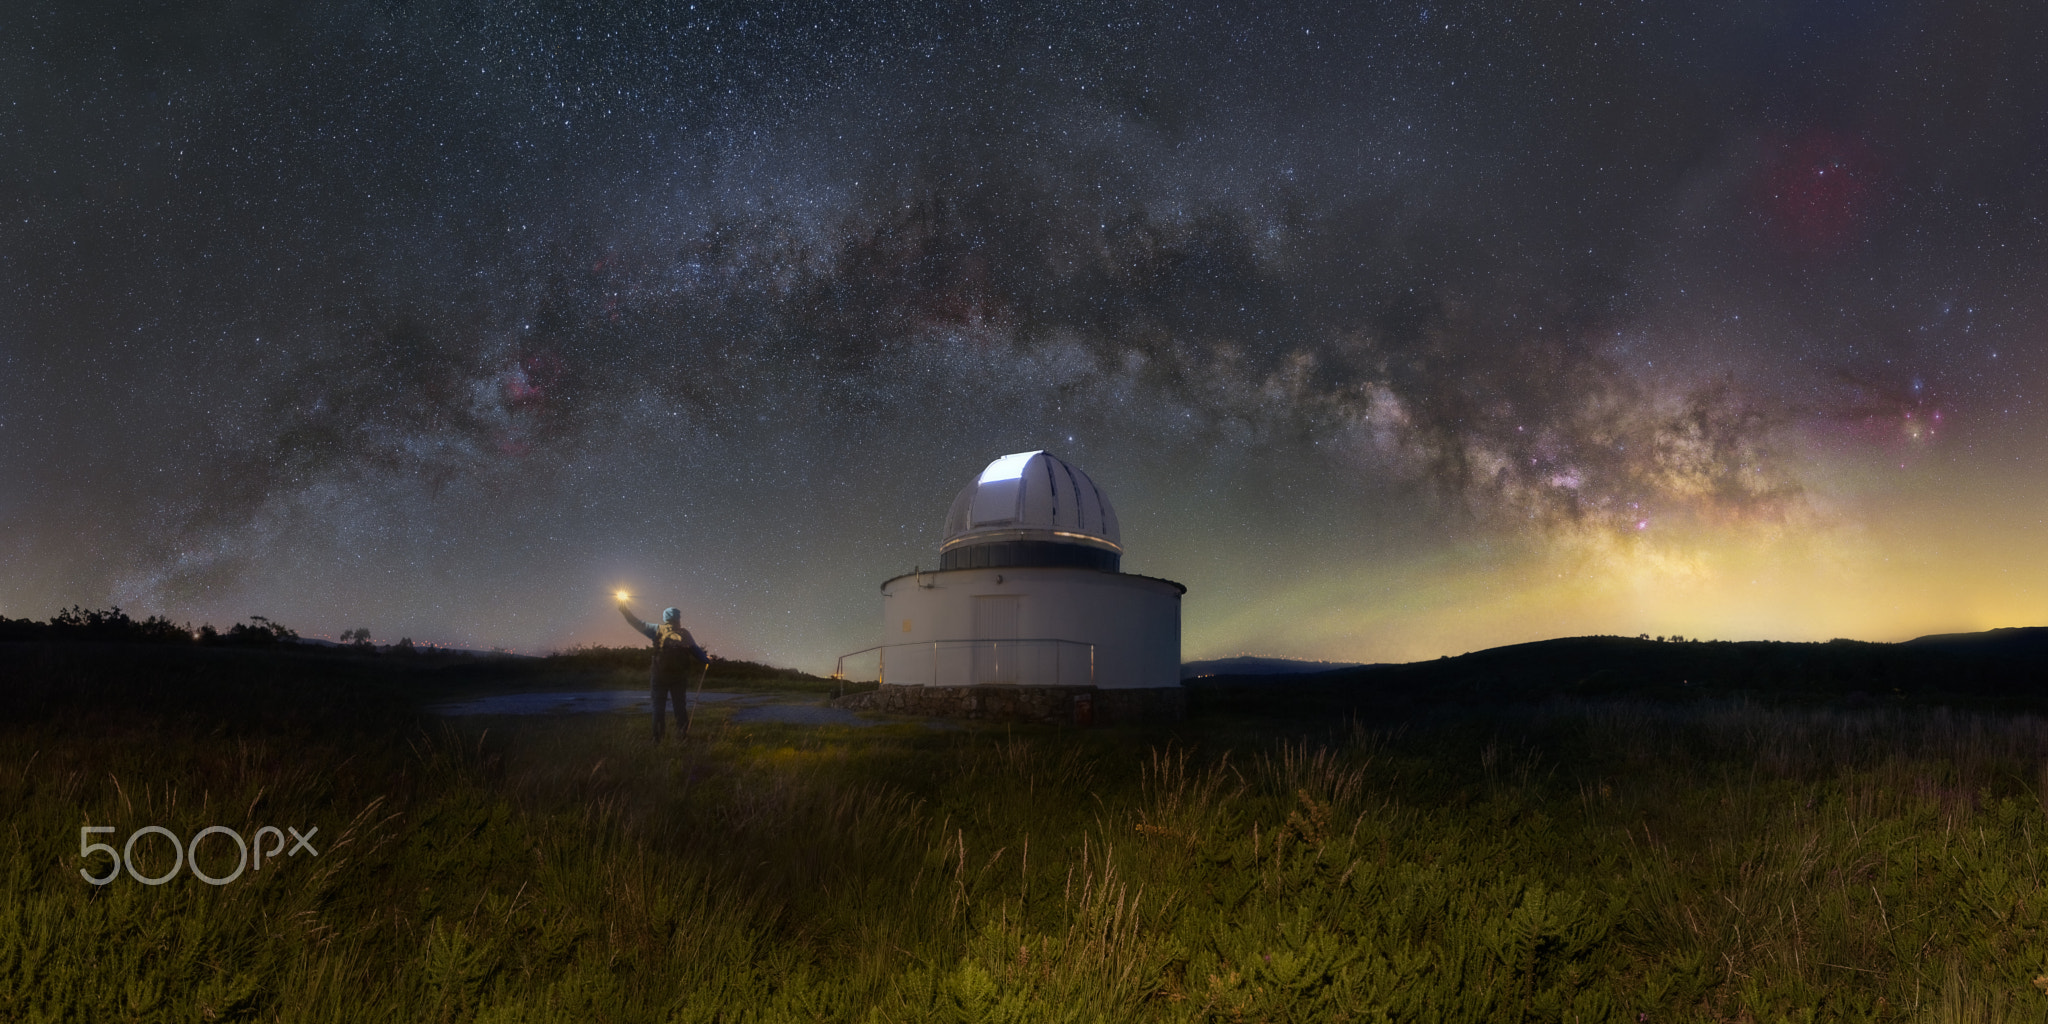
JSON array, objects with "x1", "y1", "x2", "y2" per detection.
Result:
[{"x1": 615, "y1": 590, "x2": 630, "y2": 602}]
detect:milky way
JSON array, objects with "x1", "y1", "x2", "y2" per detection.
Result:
[{"x1": 5, "y1": 2, "x2": 2046, "y2": 667}]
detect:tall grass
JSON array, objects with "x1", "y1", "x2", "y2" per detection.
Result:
[{"x1": 6, "y1": 666, "x2": 2048, "y2": 1020}]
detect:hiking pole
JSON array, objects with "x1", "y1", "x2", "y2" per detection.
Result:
[{"x1": 689, "y1": 657, "x2": 710, "y2": 735}]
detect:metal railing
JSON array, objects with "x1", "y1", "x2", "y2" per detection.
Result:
[{"x1": 832, "y1": 638, "x2": 1095, "y2": 696}]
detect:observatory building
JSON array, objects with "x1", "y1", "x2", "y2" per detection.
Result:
[{"x1": 835, "y1": 450, "x2": 1186, "y2": 724}]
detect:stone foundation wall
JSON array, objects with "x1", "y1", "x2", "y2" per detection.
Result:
[{"x1": 830, "y1": 684, "x2": 1184, "y2": 725}]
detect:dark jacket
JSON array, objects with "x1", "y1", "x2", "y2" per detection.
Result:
[{"x1": 619, "y1": 606, "x2": 706, "y2": 683}]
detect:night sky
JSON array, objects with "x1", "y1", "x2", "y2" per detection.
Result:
[{"x1": 5, "y1": 1, "x2": 2046, "y2": 670}]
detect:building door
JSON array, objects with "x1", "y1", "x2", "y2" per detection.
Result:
[{"x1": 971, "y1": 595, "x2": 1020, "y2": 684}]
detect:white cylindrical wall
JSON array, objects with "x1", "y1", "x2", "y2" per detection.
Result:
[{"x1": 879, "y1": 567, "x2": 1181, "y2": 689}]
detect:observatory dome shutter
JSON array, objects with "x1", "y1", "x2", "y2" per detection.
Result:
[{"x1": 938, "y1": 450, "x2": 1123, "y2": 571}]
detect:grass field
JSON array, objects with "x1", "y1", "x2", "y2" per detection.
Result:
[{"x1": 6, "y1": 641, "x2": 2048, "y2": 1022}]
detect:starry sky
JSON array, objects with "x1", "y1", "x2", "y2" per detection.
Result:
[{"x1": 5, "y1": 1, "x2": 2046, "y2": 670}]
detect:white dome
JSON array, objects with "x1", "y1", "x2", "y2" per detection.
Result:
[{"x1": 940, "y1": 451, "x2": 1121, "y2": 568}]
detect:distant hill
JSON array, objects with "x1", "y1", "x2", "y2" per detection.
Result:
[
  {"x1": 1901, "y1": 626, "x2": 2048, "y2": 654},
  {"x1": 1181, "y1": 656, "x2": 1369, "y2": 679},
  {"x1": 295, "y1": 637, "x2": 530, "y2": 657},
  {"x1": 1185, "y1": 627, "x2": 2048, "y2": 716}
]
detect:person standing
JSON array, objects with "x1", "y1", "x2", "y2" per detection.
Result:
[{"x1": 617, "y1": 598, "x2": 706, "y2": 742}]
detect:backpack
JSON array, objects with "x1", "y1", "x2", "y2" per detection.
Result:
[{"x1": 654, "y1": 624, "x2": 704, "y2": 679}]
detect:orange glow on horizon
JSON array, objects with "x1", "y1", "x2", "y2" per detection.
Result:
[{"x1": 1182, "y1": 458, "x2": 2048, "y2": 664}]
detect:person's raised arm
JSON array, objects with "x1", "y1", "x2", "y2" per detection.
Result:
[{"x1": 617, "y1": 601, "x2": 658, "y2": 641}]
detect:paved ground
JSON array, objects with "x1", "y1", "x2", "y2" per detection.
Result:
[{"x1": 429, "y1": 689, "x2": 884, "y2": 727}]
